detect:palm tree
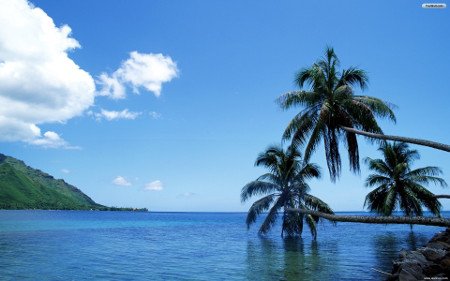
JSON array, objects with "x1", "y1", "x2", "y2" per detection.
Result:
[
  {"x1": 278, "y1": 47, "x2": 450, "y2": 182},
  {"x1": 364, "y1": 142, "x2": 447, "y2": 217},
  {"x1": 241, "y1": 144, "x2": 333, "y2": 239},
  {"x1": 286, "y1": 208, "x2": 450, "y2": 227},
  {"x1": 278, "y1": 47, "x2": 396, "y2": 181},
  {"x1": 287, "y1": 142, "x2": 450, "y2": 227}
]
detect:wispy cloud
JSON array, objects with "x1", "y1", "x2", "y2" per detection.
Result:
[
  {"x1": 149, "y1": 111, "x2": 162, "y2": 120},
  {"x1": 144, "y1": 180, "x2": 163, "y2": 191},
  {"x1": 112, "y1": 176, "x2": 132, "y2": 187},
  {"x1": 98, "y1": 51, "x2": 178, "y2": 99},
  {"x1": 61, "y1": 168, "x2": 70, "y2": 174},
  {"x1": 89, "y1": 109, "x2": 141, "y2": 121}
]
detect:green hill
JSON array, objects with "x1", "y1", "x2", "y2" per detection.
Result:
[{"x1": 0, "y1": 153, "x2": 104, "y2": 210}]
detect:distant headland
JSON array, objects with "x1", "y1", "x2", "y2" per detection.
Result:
[{"x1": 0, "y1": 153, "x2": 147, "y2": 212}]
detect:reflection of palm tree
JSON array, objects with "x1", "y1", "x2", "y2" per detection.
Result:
[
  {"x1": 246, "y1": 238, "x2": 329, "y2": 280},
  {"x1": 282, "y1": 238, "x2": 305, "y2": 280},
  {"x1": 246, "y1": 239, "x2": 281, "y2": 281},
  {"x1": 364, "y1": 142, "x2": 446, "y2": 217},
  {"x1": 371, "y1": 232, "x2": 430, "y2": 279},
  {"x1": 241, "y1": 144, "x2": 333, "y2": 238}
]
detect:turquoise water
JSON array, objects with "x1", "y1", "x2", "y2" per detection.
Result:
[{"x1": 0, "y1": 211, "x2": 447, "y2": 280}]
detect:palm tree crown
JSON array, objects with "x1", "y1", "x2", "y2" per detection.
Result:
[
  {"x1": 278, "y1": 47, "x2": 396, "y2": 181},
  {"x1": 364, "y1": 142, "x2": 447, "y2": 217},
  {"x1": 241, "y1": 144, "x2": 333, "y2": 239}
]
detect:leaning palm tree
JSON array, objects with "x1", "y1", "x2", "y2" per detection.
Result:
[
  {"x1": 279, "y1": 47, "x2": 450, "y2": 182},
  {"x1": 364, "y1": 142, "x2": 446, "y2": 217},
  {"x1": 278, "y1": 47, "x2": 396, "y2": 181},
  {"x1": 241, "y1": 144, "x2": 333, "y2": 239}
]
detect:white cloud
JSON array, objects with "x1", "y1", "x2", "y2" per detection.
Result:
[
  {"x1": 0, "y1": 0, "x2": 95, "y2": 148},
  {"x1": 90, "y1": 109, "x2": 141, "y2": 121},
  {"x1": 98, "y1": 52, "x2": 178, "y2": 99},
  {"x1": 149, "y1": 111, "x2": 162, "y2": 119},
  {"x1": 61, "y1": 168, "x2": 70, "y2": 174},
  {"x1": 112, "y1": 176, "x2": 132, "y2": 187},
  {"x1": 144, "y1": 180, "x2": 163, "y2": 191},
  {"x1": 29, "y1": 131, "x2": 79, "y2": 149},
  {"x1": 97, "y1": 73, "x2": 126, "y2": 100}
]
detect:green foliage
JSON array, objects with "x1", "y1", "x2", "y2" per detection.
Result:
[
  {"x1": 0, "y1": 153, "x2": 104, "y2": 210},
  {"x1": 364, "y1": 142, "x2": 447, "y2": 217},
  {"x1": 278, "y1": 47, "x2": 396, "y2": 181},
  {"x1": 241, "y1": 145, "x2": 333, "y2": 239}
]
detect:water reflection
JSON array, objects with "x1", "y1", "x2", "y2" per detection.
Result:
[
  {"x1": 372, "y1": 231, "x2": 430, "y2": 276},
  {"x1": 246, "y1": 237, "x2": 337, "y2": 280}
]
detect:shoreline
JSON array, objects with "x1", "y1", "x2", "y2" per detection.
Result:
[
  {"x1": 0, "y1": 207, "x2": 149, "y2": 212},
  {"x1": 388, "y1": 228, "x2": 450, "y2": 280}
]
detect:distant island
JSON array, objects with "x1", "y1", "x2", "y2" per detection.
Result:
[{"x1": 0, "y1": 153, "x2": 147, "y2": 212}]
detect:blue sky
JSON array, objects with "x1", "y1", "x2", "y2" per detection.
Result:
[{"x1": 0, "y1": 0, "x2": 449, "y2": 211}]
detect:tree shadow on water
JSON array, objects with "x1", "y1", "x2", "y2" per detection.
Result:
[
  {"x1": 372, "y1": 231, "x2": 429, "y2": 278},
  {"x1": 246, "y1": 237, "x2": 334, "y2": 281}
]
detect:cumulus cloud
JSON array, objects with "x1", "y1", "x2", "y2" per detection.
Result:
[
  {"x1": 98, "y1": 52, "x2": 178, "y2": 99},
  {"x1": 0, "y1": 0, "x2": 95, "y2": 148},
  {"x1": 89, "y1": 109, "x2": 141, "y2": 121},
  {"x1": 97, "y1": 73, "x2": 126, "y2": 100},
  {"x1": 144, "y1": 180, "x2": 163, "y2": 191},
  {"x1": 112, "y1": 176, "x2": 132, "y2": 187},
  {"x1": 29, "y1": 131, "x2": 79, "y2": 149}
]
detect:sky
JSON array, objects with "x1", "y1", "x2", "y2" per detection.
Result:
[{"x1": 0, "y1": 0, "x2": 449, "y2": 212}]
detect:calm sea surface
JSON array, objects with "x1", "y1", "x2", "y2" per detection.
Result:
[{"x1": 0, "y1": 211, "x2": 447, "y2": 281}]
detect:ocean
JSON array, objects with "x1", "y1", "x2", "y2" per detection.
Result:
[{"x1": 0, "y1": 210, "x2": 447, "y2": 280}]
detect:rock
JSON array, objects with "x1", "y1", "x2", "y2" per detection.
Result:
[
  {"x1": 423, "y1": 264, "x2": 443, "y2": 276},
  {"x1": 388, "y1": 228, "x2": 450, "y2": 280},
  {"x1": 427, "y1": 241, "x2": 450, "y2": 250},
  {"x1": 398, "y1": 264, "x2": 425, "y2": 281},
  {"x1": 398, "y1": 250, "x2": 429, "y2": 265},
  {"x1": 440, "y1": 257, "x2": 450, "y2": 268},
  {"x1": 420, "y1": 247, "x2": 446, "y2": 262}
]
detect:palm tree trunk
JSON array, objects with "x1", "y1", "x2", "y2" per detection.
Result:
[
  {"x1": 435, "y1": 194, "x2": 450, "y2": 199},
  {"x1": 287, "y1": 208, "x2": 450, "y2": 227},
  {"x1": 341, "y1": 127, "x2": 450, "y2": 153}
]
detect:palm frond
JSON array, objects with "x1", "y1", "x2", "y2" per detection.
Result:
[
  {"x1": 364, "y1": 158, "x2": 392, "y2": 177},
  {"x1": 245, "y1": 194, "x2": 276, "y2": 229},
  {"x1": 303, "y1": 118, "x2": 325, "y2": 162},
  {"x1": 407, "y1": 182, "x2": 442, "y2": 216},
  {"x1": 295, "y1": 65, "x2": 326, "y2": 90},
  {"x1": 354, "y1": 96, "x2": 396, "y2": 122},
  {"x1": 365, "y1": 174, "x2": 391, "y2": 187},
  {"x1": 298, "y1": 163, "x2": 321, "y2": 180},
  {"x1": 259, "y1": 197, "x2": 283, "y2": 234},
  {"x1": 241, "y1": 181, "x2": 279, "y2": 202},
  {"x1": 305, "y1": 214, "x2": 318, "y2": 240},
  {"x1": 338, "y1": 67, "x2": 368, "y2": 90},
  {"x1": 283, "y1": 110, "x2": 318, "y2": 145},
  {"x1": 303, "y1": 194, "x2": 334, "y2": 214},
  {"x1": 277, "y1": 91, "x2": 322, "y2": 110},
  {"x1": 344, "y1": 130, "x2": 360, "y2": 173},
  {"x1": 407, "y1": 166, "x2": 442, "y2": 176}
]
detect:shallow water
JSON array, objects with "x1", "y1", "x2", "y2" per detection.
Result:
[{"x1": 0, "y1": 210, "x2": 447, "y2": 280}]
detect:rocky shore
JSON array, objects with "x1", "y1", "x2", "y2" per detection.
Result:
[{"x1": 388, "y1": 228, "x2": 450, "y2": 280}]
